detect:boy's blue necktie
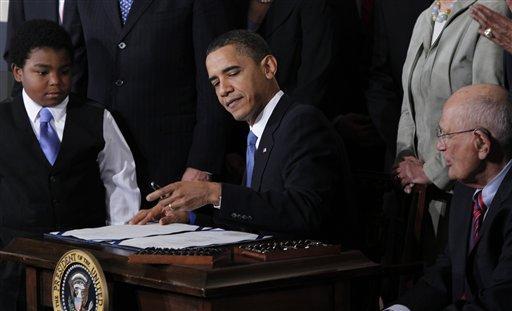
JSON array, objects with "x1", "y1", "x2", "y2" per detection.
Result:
[
  {"x1": 38, "y1": 108, "x2": 60, "y2": 165},
  {"x1": 245, "y1": 131, "x2": 258, "y2": 188}
]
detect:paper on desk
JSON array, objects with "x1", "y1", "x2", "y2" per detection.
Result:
[
  {"x1": 50, "y1": 223, "x2": 203, "y2": 241},
  {"x1": 118, "y1": 229, "x2": 266, "y2": 249}
]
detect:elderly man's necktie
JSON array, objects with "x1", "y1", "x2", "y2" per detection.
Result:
[
  {"x1": 38, "y1": 108, "x2": 60, "y2": 165},
  {"x1": 469, "y1": 191, "x2": 487, "y2": 251},
  {"x1": 119, "y1": 0, "x2": 134, "y2": 24},
  {"x1": 245, "y1": 131, "x2": 258, "y2": 188}
]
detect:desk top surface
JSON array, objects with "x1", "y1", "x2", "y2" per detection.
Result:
[{"x1": 0, "y1": 237, "x2": 380, "y2": 297}]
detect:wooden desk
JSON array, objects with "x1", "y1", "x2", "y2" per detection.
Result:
[{"x1": 0, "y1": 238, "x2": 380, "y2": 311}]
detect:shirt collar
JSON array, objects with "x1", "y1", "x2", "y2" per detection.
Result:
[
  {"x1": 22, "y1": 89, "x2": 69, "y2": 123},
  {"x1": 475, "y1": 160, "x2": 512, "y2": 207},
  {"x1": 249, "y1": 90, "x2": 284, "y2": 140}
]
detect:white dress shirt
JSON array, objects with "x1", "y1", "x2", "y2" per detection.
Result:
[
  {"x1": 249, "y1": 90, "x2": 284, "y2": 148},
  {"x1": 58, "y1": 0, "x2": 65, "y2": 24},
  {"x1": 22, "y1": 90, "x2": 140, "y2": 225}
]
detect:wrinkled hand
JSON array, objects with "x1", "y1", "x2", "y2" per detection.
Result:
[
  {"x1": 393, "y1": 156, "x2": 430, "y2": 193},
  {"x1": 146, "y1": 181, "x2": 221, "y2": 213},
  {"x1": 181, "y1": 167, "x2": 211, "y2": 181},
  {"x1": 470, "y1": 4, "x2": 512, "y2": 54}
]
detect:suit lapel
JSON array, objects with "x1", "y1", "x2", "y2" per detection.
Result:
[
  {"x1": 251, "y1": 95, "x2": 292, "y2": 190},
  {"x1": 429, "y1": 0, "x2": 477, "y2": 48},
  {"x1": 453, "y1": 184, "x2": 474, "y2": 273},
  {"x1": 11, "y1": 95, "x2": 52, "y2": 169},
  {"x1": 102, "y1": 0, "x2": 123, "y2": 34},
  {"x1": 120, "y1": 0, "x2": 154, "y2": 39},
  {"x1": 258, "y1": 1, "x2": 295, "y2": 38},
  {"x1": 477, "y1": 167, "x2": 512, "y2": 244},
  {"x1": 421, "y1": 3, "x2": 434, "y2": 51}
]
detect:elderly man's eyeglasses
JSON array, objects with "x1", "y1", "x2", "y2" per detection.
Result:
[{"x1": 436, "y1": 127, "x2": 488, "y2": 145}]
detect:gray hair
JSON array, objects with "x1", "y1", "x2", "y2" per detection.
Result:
[{"x1": 458, "y1": 92, "x2": 512, "y2": 157}]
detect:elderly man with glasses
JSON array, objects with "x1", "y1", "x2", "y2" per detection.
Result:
[{"x1": 386, "y1": 84, "x2": 512, "y2": 310}]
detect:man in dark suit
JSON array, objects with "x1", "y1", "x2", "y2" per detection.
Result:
[
  {"x1": 3, "y1": 0, "x2": 87, "y2": 96},
  {"x1": 227, "y1": 0, "x2": 338, "y2": 116},
  {"x1": 131, "y1": 30, "x2": 355, "y2": 244},
  {"x1": 74, "y1": 1, "x2": 231, "y2": 202},
  {"x1": 366, "y1": 0, "x2": 431, "y2": 169},
  {"x1": 388, "y1": 84, "x2": 512, "y2": 310}
]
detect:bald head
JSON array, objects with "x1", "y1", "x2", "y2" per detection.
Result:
[{"x1": 442, "y1": 84, "x2": 512, "y2": 157}]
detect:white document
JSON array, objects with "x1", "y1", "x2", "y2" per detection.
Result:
[
  {"x1": 118, "y1": 229, "x2": 266, "y2": 249},
  {"x1": 50, "y1": 223, "x2": 203, "y2": 241}
]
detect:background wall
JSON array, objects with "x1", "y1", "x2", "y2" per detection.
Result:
[{"x1": 0, "y1": 0, "x2": 12, "y2": 99}]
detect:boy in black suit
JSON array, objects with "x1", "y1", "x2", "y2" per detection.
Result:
[{"x1": 0, "y1": 20, "x2": 140, "y2": 310}]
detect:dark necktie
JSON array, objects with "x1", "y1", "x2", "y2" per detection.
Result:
[
  {"x1": 38, "y1": 108, "x2": 61, "y2": 165},
  {"x1": 470, "y1": 191, "x2": 487, "y2": 251},
  {"x1": 119, "y1": 0, "x2": 134, "y2": 24},
  {"x1": 245, "y1": 131, "x2": 258, "y2": 188}
]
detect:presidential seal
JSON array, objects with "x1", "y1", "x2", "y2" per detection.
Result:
[{"x1": 52, "y1": 249, "x2": 109, "y2": 311}]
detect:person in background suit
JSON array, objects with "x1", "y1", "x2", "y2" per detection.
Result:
[
  {"x1": 224, "y1": 0, "x2": 365, "y2": 183},
  {"x1": 74, "y1": 0, "x2": 231, "y2": 205},
  {"x1": 363, "y1": 0, "x2": 431, "y2": 304},
  {"x1": 0, "y1": 20, "x2": 140, "y2": 311},
  {"x1": 366, "y1": 0, "x2": 431, "y2": 171},
  {"x1": 228, "y1": 0, "x2": 336, "y2": 115},
  {"x1": 130, "y1": 30, "x2": 356, "y2": 245},
  {"x1": 388, "y1": 84, "x2": 512, "y2": 311},
  {"x1": 3, "y1": 0, "x2": 87, "y2": 96}
]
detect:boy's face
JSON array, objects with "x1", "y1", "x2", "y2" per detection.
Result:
[{"x1": 12, "y1": 47, "x2": 72, "y2": 107}]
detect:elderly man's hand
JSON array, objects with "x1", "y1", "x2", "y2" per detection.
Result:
[
  {"x1": 146, "y1": 181, "x2": 221, "y2": 213},
  {"x1": 471, "y1": 3, "x2": 512, "y2": 54},
  {"x1": 394, "y1": 156, "x2": 431, "y2": 193}
]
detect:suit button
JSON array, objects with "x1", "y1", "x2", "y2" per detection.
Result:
[
  {"x1": 52, "y1": 199, "x2": 59, "y2": 205},
  {"x1": 49, "y1": 176, "x2": 56, "y2": 183},
  {"x1": 118, "y1": 42, "x2": 126, "y2": 49},
  {"x1": 115, "y1": 79, "x2": 124, "y2": 87},
  {"x1": 231, "y1": 212, "x2": 237, "y2": 218},
  {"x1": 248, "y1": 216, "x2": 253, "y2": 221}
]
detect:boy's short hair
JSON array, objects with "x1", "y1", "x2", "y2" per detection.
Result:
[
  {"x1": 206, "y1": 29, "x2": 272, "y2": 63},
  {"x1": 8, "y1": 19, "x2": 73, "y2": 68}
]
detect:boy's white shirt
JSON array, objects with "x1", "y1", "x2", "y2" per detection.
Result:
[{"x1": 22, "y1": 89, "x2": 140, "y2": 225}]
